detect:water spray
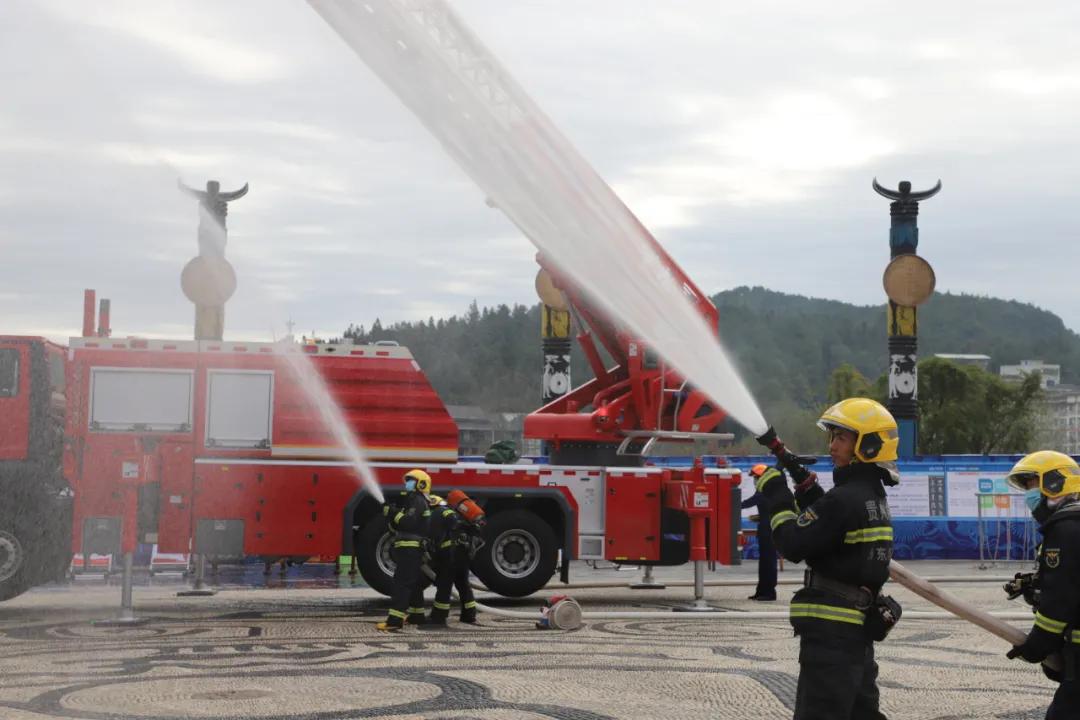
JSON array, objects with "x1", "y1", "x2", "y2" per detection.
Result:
[
  {"x1": 307, "y1": 0, "x2": 770, "y2": 436},
  {"x1": 277, "y1": 347, "x2": 385, "y2": 504}
]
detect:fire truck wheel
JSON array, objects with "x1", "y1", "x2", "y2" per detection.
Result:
[
  {"x1": 355, "y1": 521, "x2": 397, "y2": 597},
  {"x1": 473, "y1": 509, "x2": 557, "y2": 598},
  {"x1": 0, "y1": 527, "x2": 32, "y2": 602}
]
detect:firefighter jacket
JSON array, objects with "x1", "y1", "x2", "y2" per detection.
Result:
[
  {"x1": 428, "y1": 502, "x2": 462, "y2": 552},
  {"x1": 759, "y1": 461, "x2": 894, "y2": 640},
  {"x1": 385, "y1": 491, "x2": 431, "y2": 548},
  {"x1": 1013, "y1": 503, "x2": 1080, "y2": 663}
]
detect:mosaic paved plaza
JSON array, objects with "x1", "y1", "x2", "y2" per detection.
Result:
[{"x1": 0, "y1": 561, "x2": 1057, "y2": 719}]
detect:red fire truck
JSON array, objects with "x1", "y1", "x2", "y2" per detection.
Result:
[{"x1": 1, "y1": 269, "x2": 743, "y2": 602}]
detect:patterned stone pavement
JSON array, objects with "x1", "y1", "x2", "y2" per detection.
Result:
[{"x1": 0, "y1": 561, "x2": 1059, "y2": 719}]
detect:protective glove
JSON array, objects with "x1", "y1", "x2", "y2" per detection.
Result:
[
  {"x1": 1006, "y1": 642, "x2": 1045, "y2": 664},
  {"x1": 794, "y1": 479, "x2": 825, "y2": 509},
  {"x1": 1003, "y1": 572, "x2": 1034, "y2": 601}
]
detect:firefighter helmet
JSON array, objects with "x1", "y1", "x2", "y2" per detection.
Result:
[
  {"x1": 817, "y1": 398, "x2": 899, "y2": 464},
  {"x1": 748, "y1": 463, "x2": 769, "y2": 479},
  {"x1": 427, "y1": 493, "x2": 444, "y2": 507},
  {"x1": 403, "y1": 469, "x2": 432, "y2": 495},
  {"x1": 1007, "y1": 451, "x2": 1080, "y2": 499}
]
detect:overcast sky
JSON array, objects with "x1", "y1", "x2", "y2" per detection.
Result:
[{"x1": 2, "y1": 1, "x2": 1079, "y2": 343}]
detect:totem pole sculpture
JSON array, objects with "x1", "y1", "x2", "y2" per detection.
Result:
[
  {"x1": 536, "y1": 268, "x2": 572, "y2": 408},
  {"x1": 873, "y1": 178, "x2": 941, "y2": 458},
  {"x1": 178, "y1": 180, "x2": 248, "y2": 341}
]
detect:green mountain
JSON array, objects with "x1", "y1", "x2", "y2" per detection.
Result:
[
  {"x1": 342, "y1": 288, "x2": 1080, "y2": 449},
  {"x1": 716, "y1": 287, "x2": 1080, "y2": 402}
]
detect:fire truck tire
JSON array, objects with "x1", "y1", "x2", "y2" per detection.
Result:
[
  {"x1": 355, "y1": 521, "x2": 397, "y2": 597},
  {"x1": 472, "y1": 509, "x2": 558, "y2": 598},
  {"x1": 0, "y1": 526, "x2": 33, "y2": 602}
]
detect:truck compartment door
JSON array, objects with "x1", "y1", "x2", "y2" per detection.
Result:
[
  {"x1": 603, "y1": 471, "x2": 661, "y2": 562},
  {"x1": 157, "y1": 441, "x2": 194, "y2": 554}
]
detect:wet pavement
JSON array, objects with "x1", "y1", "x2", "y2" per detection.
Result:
[{"x1": 0, "y1": 560, "x2": 1056, "y2": 719}]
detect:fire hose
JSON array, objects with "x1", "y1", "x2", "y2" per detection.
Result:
[{"x1": 471, "y1": 574, "x2": 1015, "y2": 592}]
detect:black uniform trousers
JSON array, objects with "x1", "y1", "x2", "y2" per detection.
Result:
[
  {"x1": 430, "y1": 546, "x2": 477, "y2": 622},
  {"x1": 1047, "y1": 679, "x2": 1080, "y2": 719},
  {"x1": 794, "y1": 632, "x2": 886, "y2": 720},
  {"x1": 754, "y1": 518, "x2": 778, "y2": 598},
  {"x1": 386, "y1": 546, "x2": 424, "y2": 628}
]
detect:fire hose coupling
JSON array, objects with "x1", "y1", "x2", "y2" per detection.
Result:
[
  {"x1": 534, "y1": 595, "x2": 582, "y2": 630},
  {"x1": 754, "y1": 425, "x2": 818, "y2": 491}
]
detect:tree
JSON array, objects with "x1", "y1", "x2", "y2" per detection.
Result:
[
  {"x1": 918, "y1": 357, "x2": 1043, "y2": 454},
  {"x1": 826, "y1": 363, "x2": 876, "y2": 405}
]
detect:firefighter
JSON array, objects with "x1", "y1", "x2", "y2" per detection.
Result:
[
  {"x1": 425, "y1": 489, "x2": 482, "y2": 627},
  {"x1": 423, "y1": 494, "x2": 458, "y2": 629},
  {"x1": 756, "y1": 397, "x2": 899, "y2": 720},
  {"x1": 376, "y1": 469, "x2": 433, "y2": 632},
  {"x1": 742, "y1": 463, "x2": 778, "y2": 601},
  {"x1": 1003, "y1": 451, "x2": 1080, "y2": 718}
]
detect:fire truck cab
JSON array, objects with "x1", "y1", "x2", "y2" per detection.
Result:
[{"x1": 0, "y1": 336, "x2": 72, "y2": 600}]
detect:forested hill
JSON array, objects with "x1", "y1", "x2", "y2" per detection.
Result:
[{"x1": 341, "y1": 288, "x2": 1080, "y2": 421}]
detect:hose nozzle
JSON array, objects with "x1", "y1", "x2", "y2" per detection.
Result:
[
  {"x1": 755, "y1": 425, "x2": 817, "y2": 489},
  {"x1": 755, "y1": 426, "x2": 778, "y2": 449}
]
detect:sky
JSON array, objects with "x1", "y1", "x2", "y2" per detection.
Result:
[{"x1": 2, "y1": 0, "x2": 1079, "y2": 342}]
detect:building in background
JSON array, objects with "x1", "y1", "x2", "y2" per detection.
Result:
[
  {"x1": 934, "y1": 353, "x2": 991, "y2": 371},
  {"x1": 1000, "y1": 359, "x2": 1061, "y2": 388},
  {"x1": 1040, "y1": 385, "x2": 1080, "y2": 455},
  {"x1": 447, "y1": 405, "x2": 542, "y2": 458}
]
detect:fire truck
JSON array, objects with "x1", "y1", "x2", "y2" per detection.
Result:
[{"x1": 0, "y1": 268, "x2": 743, "y2": 602}]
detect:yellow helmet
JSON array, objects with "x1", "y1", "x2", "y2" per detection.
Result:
[
  {"x1": 427, "y1": 493, "x2": 444, "y2": 507},
  {"x1": 817, "y1": 397, "x2": 899, "y2": 464},
  {"x1": 1006, "y1": 451, "x2": 1080, "y2": 499},
  {"x1": 403, "y1": 469, "x2": 432, "y2": 495}
]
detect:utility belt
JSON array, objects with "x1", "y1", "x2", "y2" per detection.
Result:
[
  {"x1": 803, "y1": 570, "x2": 901, "y2": 641},
  {"x1": 804, "y1": 570, "x2": 873, "y2": 609}
]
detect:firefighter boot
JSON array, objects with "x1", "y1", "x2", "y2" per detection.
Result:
[
  {"x1": 377, "y1": 613, "x2": 405, "y2": 632},
  {"x1": 460, "y1": 600, "x2": 479, "y2": 624},
  {"x1": 424, "y1": 602, "x2": 450, "y2": 629},
  {"x1": 406, "y1": 606, "x2": 427, "y2": 626}
]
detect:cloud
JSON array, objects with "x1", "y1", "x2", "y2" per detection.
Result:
[
  {"x1": 40, "y1": 1, "x2": 292, "y2": 84},
  {"x1": 2, "y1": 0, "x2": 1080, "y2": 347}
]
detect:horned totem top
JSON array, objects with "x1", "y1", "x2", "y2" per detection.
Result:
[
  {"x1": 179, "y1": 180, "x2": 249, "y2": 230},
  {"x1": 872, "y1": 178, "x2": 942, "y2": 204},
  {"x1": 179, "y1": 180, "x2": 249, "y2": 257}
]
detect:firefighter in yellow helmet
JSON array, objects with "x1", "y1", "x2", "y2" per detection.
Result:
[
  {"x1": 1003, "y1": 451, "x2": 1080, "y2": 717},
  {"x1": 756, "y1": 397, "x2": 900, "y2": 720},
  {"x1": 377, "y1": 469, "x2": 433, "y2": 631}
]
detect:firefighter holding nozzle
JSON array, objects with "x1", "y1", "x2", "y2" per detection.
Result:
[
  {"x1": 1003, "y1": 451, "x2": 1080, "y2": 718},
  {"x1": 756, "y1": 398, "x2": 902, "y2": 720},
  {"x1": 376, "y1": 469, "x2": 433, "y2": 632}
]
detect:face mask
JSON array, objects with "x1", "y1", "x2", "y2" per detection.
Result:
[
  {"x1": 1025, "y1": 488, "x2": 1043, "y2": 512},
  {"x1": 405, "y1": 479, "x2": 417, "y2": 492}
]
